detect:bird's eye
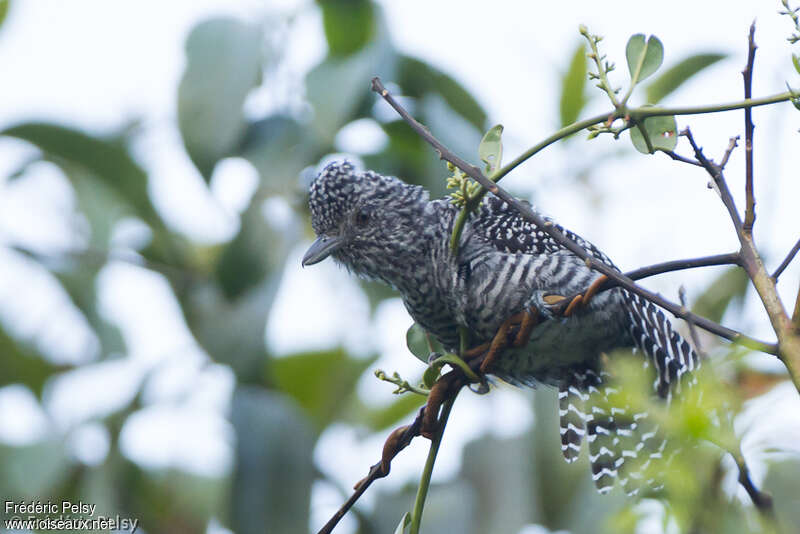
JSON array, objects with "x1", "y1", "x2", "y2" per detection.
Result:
[{"x1": 356, "y1": 208, "x2": 370, "y2": 226}]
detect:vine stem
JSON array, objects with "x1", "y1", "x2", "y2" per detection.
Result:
[
  {"x1": 492, "y1": 91, "x2": 794, "y2": 184},
  {"x1": 409, "y1": 395, "x2": 456, "y2": 534}
]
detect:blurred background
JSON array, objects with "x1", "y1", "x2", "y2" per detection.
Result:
[{"x1": 0, "y1": 1, "x2": 799, "y2": 533}]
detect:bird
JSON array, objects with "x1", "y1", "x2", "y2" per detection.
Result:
[{"x1": 302, "y1": 160, "x2": 699, "y2": 494}]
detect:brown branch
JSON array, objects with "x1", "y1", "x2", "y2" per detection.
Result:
[
  {"x1": 624, "y1": 252, "x2": 742, "y2": 282},
  {"x1": 662, "y1": 149, "x2": 704, "y2": 167},
  {"x1": 682, "y1": 128, "x2": 745, "y2": 236},
  {"x1": 678, "y1": 125, "x2": 800, "y2": 393},
  {"x1": 719, "y1": 135, "x2": 740, "y2": 170},
  {"x1": 732, "y1": 449, "x2": 776, "y2": 521},
  {"x1": 742, "y1": 22, "x2": 757, "y2": 232},
  {"x1": 371, "y1": 77, "x2": 778, "y2": 356},
  {"x1": 317, "y1": 408, "x2": 426, "y2": 534},
  {"x1": 679, "y1": 286, "x2": 706, "y2": 359},
  {"x1": 772, "y1": 237, "x2": 800, "y2": 280},
  {"x1": 318, "y1": 368, "x2": 470, "y2": 534}
]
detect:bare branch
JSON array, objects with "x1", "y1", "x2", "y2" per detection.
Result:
[
  {"x1": 732, "y1": 448, "x2": 776, "y2": 520},
  {"x1": 682, "y1": 128, "x2": 745, "y2": 236},
  {"x1": 719, "y1": 135, "x2": 740, "y2": 170},
  {"x1": 317, "y1": 408, "x2": 425, "y2": 534},
  {"x1": 680, "y1": 286, "x2": 706, "y2": 359},
  {"x1": 370, "y1": 77, "x2": 779, "y2": 356},
  {"x1": 625, "y1": 252, "x2": 742, "y2": 281},
  {"x1": 772, "y1": 237, "x2": 800, "y2": 280},
  {"x1": 742, "y1": 22, "x2": 757, "y2": 232}
]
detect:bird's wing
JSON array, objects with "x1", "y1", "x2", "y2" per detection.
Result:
[{"x1": 470, "y1": 196, "x2": 615, "y2": 266}]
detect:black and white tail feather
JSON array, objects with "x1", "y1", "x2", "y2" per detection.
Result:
[{"x1": 559, "y1": 291, "x2": 700, "y2": 495}]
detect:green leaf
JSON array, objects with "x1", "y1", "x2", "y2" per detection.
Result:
[
  {"x1": 272, "y1": 348, "x2": 378, "y2": 431},
  {"x1": 629, "y1": 114, "x2": 677, "y2": 154},
  {"x1": 394, "y1": 512, "x2": 411, "y2": 534},
  {"x1": 397, "y1": 56, "x2": 487, "y2": 132},
  {"x1": 0, "y1": 325, "x2": 64, "y2": 397},
  {"x1": 215, "y1": 196, "x2": 296, "y2": 300},
  {"x1": 306, "y1": 51, "x2": 382, "y2": 144},
  {"x1": 625, "y1": 34, "x2": 664, "y2": 85},
  {"x1": 478, "y1": 124, "x2": 504, "y2": 175},
  {"x1": 230, "y1": 388, "x2": 314, "y2": 534},
  {"x1": 0, "y1": 439, "x2": 71, "y2": 497},
  {"x1": 793, "y1": 53, "x2": 800, "y2": 75},
  {"x1": 178, "y1": 18, "x2": 263, "y2": 179},
  {"x1": 1, "y1": 123, "x2": 158, "y2": 225},
  {"x1": 560, "y1": 43, "x2": 588, "y2": 127},
  {"x1": 182, "y1": 279, "x2": 277, "y2": 381},
  {"x1": 406, "y1": 323, "x2": 443, "y2": 363},
  {"x1": 238, "y1": 116, "x2": 317, "y2": 192},
  {"x1": 318, "y1": 0, "x2": 374, "y2": 56},
  {"x1": 0, "y1": 0, "x2": 9, "y2": 30},
  {"x1": 692, "y1": 267, "x2": 749, "y2": 323},
  {"x1": 646, "y1": 53, "x2": 727, "y2": 104},
  {"x1": 763, "y1": 459, "x2": 800, "y2": 531}
]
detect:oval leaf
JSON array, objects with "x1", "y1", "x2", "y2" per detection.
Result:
[
  {"x1": 178, "y1": 18, "x2": 263, "y2": 180},
  {"x1": 319, "y1": 0, "x2": 374, "y2": 56},
  {"x1": 793, "y1": 53, "x2": 800, "y2": 76},
  {"x1": 646, "y1": 53, "x2": 727, "y2": 104},
  {"x1": 406, "y1": 323, "x2": 443, "y2": 363},
  {"x1": 629, "y1": 115, "x2": 677, "y2": 154},
  {"x1": 559, "y1": 42, "x2": 588, "y2": 127},
  {"x1": 478, "y1": 124, "x2": 504, "y2": 174},
  {"x1": 626, "y1": 34, "x2": 664, "y2": 85}
]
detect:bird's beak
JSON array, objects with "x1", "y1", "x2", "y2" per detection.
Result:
[{"x1": 302, "y1": 234, "x2": 343, "y2": 266}]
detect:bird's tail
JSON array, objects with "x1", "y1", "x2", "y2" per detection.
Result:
[{"x1": 558, "y1": 291, "x2": 699, "y2": 494}]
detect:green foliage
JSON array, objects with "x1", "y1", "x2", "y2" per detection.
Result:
[
  {"x1": 394, "y1": 511, "x2": 411, "y2": 534},
  {"x1": 178, "y1": 18, "x2": 263, "y2": 180},
  {"x1": 272, "y1": 348, "x2": 378, "y2": 431},
  {"x1": 692, "y1": 267, "x2": 750, "y2": 323},
  {"x1": 560, "y1": 42, "x2": 588, "y2": 127},
  {"x1": 1, "y1": 123, "x2": 158, "y2": 226},
  {"x1": 319, "y1": 0, "x2": 375, "y2": 56},
  {"x1": 406, "y1": 322, "x2": 444, "y2": 363},
  {"x1": 230, "y1": 388, "x2": 314, "y2": 534},
  {"x1": 629, "y1": 114, "x2": 678, "y2": 153},
  {"x1": 625, "y1": 34, "x2": 664, "y2": 86},
  {"x1": 478, "y1": 124, "x2": 504, "y2": 175},
  {"x1": 0, "y1": 0, "x2": 9, "y2": 31},
  {"x1": 646, "y1": 53, "x2": 727, "y2": 104},
  {"x1": 0, "y1": 326, "x2": 64, "y2": 397},
  {"x1": 397, "y1": 56, "x2": 487, "y2": 132}
]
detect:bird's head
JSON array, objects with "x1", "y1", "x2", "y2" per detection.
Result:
[{"x1": 302, "y1": 161, "x2": 428, "y2": 282}]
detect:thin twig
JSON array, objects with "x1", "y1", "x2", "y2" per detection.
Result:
[
  {"x1": 624, "y1": 252, "x2": 742, "y2": 282},
  {"x1": 742, "y1": 22, "x2": 757, "y2": 232},
  {"x1": 731, "y1": 448, "x2": 776, "y2": 520},
  {"x1": 771, "y1": 237, "x2": 800, "y2": 280},
  {"x1": 316, "y1": 408, "x2": 425, "y2": 534},
  {"x1": 719, "y1": 136, "x2": 740, "y2": 170},
  {"x1": 371, "y1": 77, "x2": 779, "y2": 356},
  {"x1": 679, "y1": 286, "x2": 706, "y2": 358},
  {"x1": 662, "y1": 150, "x2": 704, "y2": 167},
  {"x1": 682, "y1": 128, "x2": 745, "y2": 236}
]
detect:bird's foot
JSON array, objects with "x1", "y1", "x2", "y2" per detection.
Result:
[{"x1": 542, "y1": 274, "x2": 610, "y2": 317}]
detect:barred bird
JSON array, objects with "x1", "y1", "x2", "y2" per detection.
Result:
[{"x1": 302, "y1": 161, "x2": 699, "y2": 494}]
